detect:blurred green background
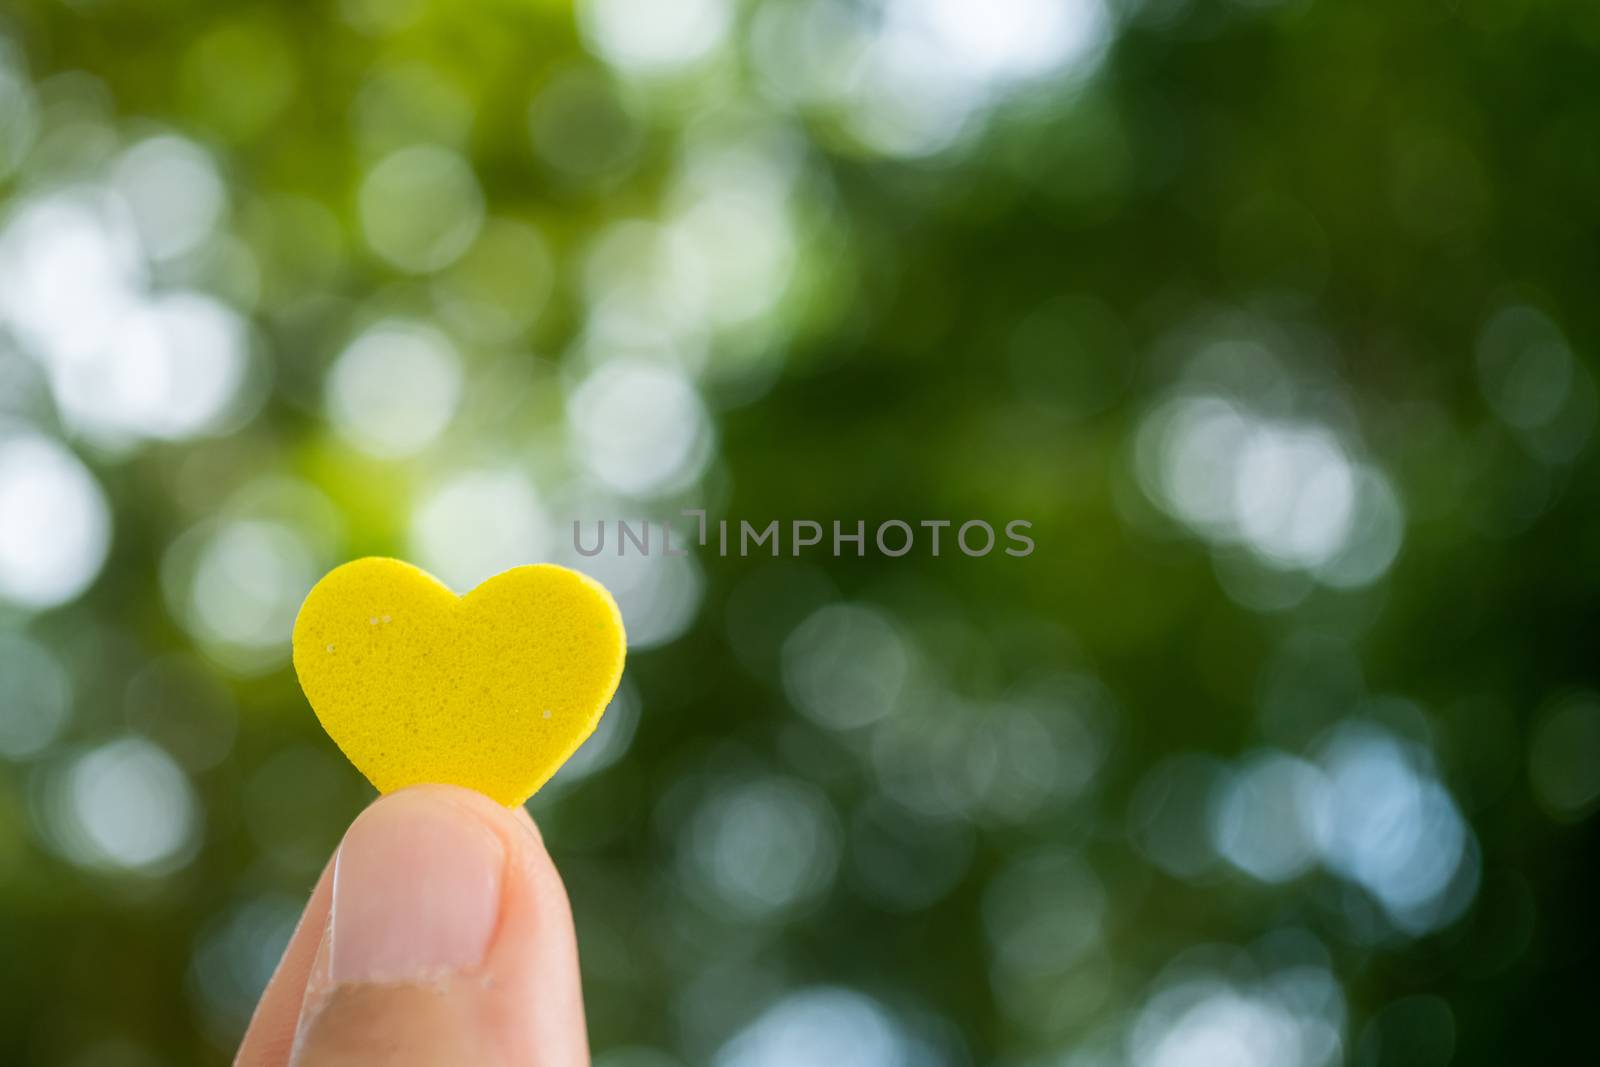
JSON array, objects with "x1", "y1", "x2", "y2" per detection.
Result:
[{"x1": 1, "y1": 0, "x2": 1598, "y2": 1064}]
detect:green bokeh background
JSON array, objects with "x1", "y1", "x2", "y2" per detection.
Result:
[{"x1": 1, "y1": 1, "x2": 1598, "y2": 1065}]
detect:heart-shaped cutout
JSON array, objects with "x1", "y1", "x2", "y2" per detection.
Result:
[{"x1": 292, "y1": 557, "x2": 627, "y2": 806}]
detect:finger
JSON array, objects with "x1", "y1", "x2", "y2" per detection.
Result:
[
  {"x1": 289, "y1": 785, "x2": 588, "y2": 1067},
  {"x1": 235, "y1": 857, "x2": 335, "y2": 1067}
]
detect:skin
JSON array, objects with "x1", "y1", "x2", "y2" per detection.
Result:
[{"x1": 235, "y1": 784, "x2": 589, "y2": 1067}]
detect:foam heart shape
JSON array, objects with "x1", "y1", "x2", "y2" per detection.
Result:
[{"x1": 292, "y1": 557, "x2": 626, "y2": 806}]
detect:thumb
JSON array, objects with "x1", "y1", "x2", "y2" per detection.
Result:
[{"x1": 289, "y1": 785, "x2": 588, "y2": 1067}]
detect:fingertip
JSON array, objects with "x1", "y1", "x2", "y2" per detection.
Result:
[
  {"x1": 386, "y1": 784, "x2": 547, "y2": 850},
  {"x1": 384, "y1": 785, "x2": 562, "y2": 900},
  {"x1": 287, "y1": 785, "x2": 587, "y2": 1066}
]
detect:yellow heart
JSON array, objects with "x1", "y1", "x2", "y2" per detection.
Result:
[{"x1": 292, "y1": 557, "x2": 627, "y2": 806}]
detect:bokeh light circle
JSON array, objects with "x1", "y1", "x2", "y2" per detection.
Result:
[
  {"x1": 327, "y1": 320, "x2": 462, "y2": 458},
  {"x1": 568, "y1": 358, "x2": 713, "y2": 497},
  {"x1": 0, "y1": 631, "x2": 71, "y2": 759},
  {"x1": 0, "y1": 432, "x2": 112, "y2": 610},
  {"x1": 410, "y1": 467, "x2": 548, "y2": 593},
  {"x1": 358, "y1": 144, "x2": 484, "y2": 273},
  {"x1": 679, "y1": 775, "x2": 841, "y2": 923},
  {"x1": 40, "y1": 737, "x2": 201, "y2": 875}
]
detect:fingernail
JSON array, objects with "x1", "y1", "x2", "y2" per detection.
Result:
[{"x1": 330, "y1": 790, "x2": 505, "y2": 984}]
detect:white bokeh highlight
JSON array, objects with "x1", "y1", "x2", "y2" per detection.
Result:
[
  {"x1": 110, "y1": 135, "x2": 226, "y2": 261},
  {"x1": 0, "y1": 187, "x2": 251, "y2": 446},
  {"x1": 1136, "y1": 392, "x2": 1404, "y2": 590},
  {"x1": 327, "y1": 320, "x2": 462, "y2": 458},
  {"x1": 581, "y1": 0, "x2": 733, "y2": 75},
  {"x1": 714, "y1": 988, "x2": 922, "y2": 1067},
  {"x1": 42, "y1": 738, "x2": 201, "y2": 875},
  {"x1": 680, "y1": 775, "x2": 841, "y2": 922},
  {"x1": 568, "y1": 358, "x2": 712, "y2": 497},
  {"x1": 410, "y1": 467, "x2": 549, "y2": 593},
  {"x1": 0, "y1": 432, "x2": 112, "y2": 610}
]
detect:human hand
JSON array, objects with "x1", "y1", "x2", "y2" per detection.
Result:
[{"x1": 235, "y1": 785, "x2": 588, "y2": 1066}]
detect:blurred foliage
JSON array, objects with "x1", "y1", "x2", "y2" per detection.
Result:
[{"x1": 1, "y1": 1, "x2": 1599, "y2": 1066}]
